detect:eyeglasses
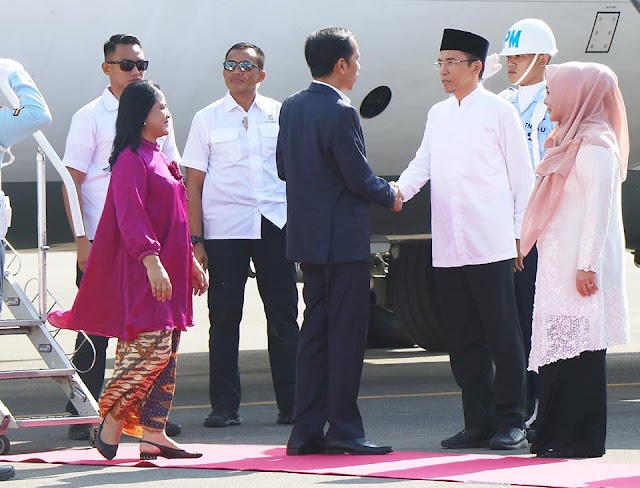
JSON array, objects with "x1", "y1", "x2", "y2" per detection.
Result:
[
  {"x1": 433, "y1": 59, "x2": 478, "y2": 70},
  {"x1": 106, "y1": 59, "x2": 149, "y2": 72},
  {"x1": 223, "y1": 60, "x2": 260, "y2": 72}
]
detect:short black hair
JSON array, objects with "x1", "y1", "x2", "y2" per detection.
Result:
[
  {"x1": 108, "y1": 80, "x2": 161, "y2": 170},
  {"x1": 304, "y1": 27, "x2": 355, "y2": 78},
  {"x1": 225, "y1": 42, "x2": 265, "y2": 70},
  {"x1": 461, "y1": 52, "x2": 484, "y2": 79},
  {"x1": 103, "y1": 34, "x2": 142, "y2": 60}
]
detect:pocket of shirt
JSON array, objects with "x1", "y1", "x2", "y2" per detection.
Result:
[
  {"x1": 258, "y1": 124, "x2": 279, "y2": 158},
  {"x1": 210, "y1": 128, "x2": 241, "y2": 163}
]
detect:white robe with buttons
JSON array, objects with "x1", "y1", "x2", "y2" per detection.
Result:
[{"x1": 396, "y1": 85, "x2": 534, "y2": 268}]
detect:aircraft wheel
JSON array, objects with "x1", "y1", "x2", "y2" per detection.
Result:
[
  {"x1": 0, "y1": 435, "x2": 9, "y2": 455},
  {"x1": 387, "y1": 241, "x2": 446, "y2": 352},
  {"x1": 367, "y1": 303, "x2": 415, "y2": 348}
]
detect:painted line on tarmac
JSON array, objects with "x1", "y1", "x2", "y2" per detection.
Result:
[{"x1": 171, "y1": 382, "x2": 640, "y2": 411}]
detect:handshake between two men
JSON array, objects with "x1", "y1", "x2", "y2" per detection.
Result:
[{"x1": 390, "y1": 181, "x2": 404, "y2": 213}]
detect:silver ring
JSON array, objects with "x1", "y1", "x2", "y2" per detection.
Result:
[{"x1": 587, "y1": 283, "x2": 594, "y2": 287}]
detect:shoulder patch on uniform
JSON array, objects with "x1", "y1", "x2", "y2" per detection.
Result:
[{"x1": 13, "y1": 107, "x2": 23, "y2": 116}]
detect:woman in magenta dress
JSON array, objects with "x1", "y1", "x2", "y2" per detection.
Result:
[{"x1": 49, "y1": 80, "x2": 207, "y2": 461}]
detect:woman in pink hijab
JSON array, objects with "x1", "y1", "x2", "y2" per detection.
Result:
[{"x1": 520, "y1": 62, "x2": 629, "y2": 458}]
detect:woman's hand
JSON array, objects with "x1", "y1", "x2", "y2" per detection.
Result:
[
  {"x1": 191, "y1": 255, "x2": 208, "y2": 296},
  {"x1": 142, "y1": 254, "x2": 172, "y2": 302},
  {"x1": 576, "y1": 269, "x2": 598, "y2": 297}
]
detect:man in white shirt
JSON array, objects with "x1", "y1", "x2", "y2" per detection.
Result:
[
  {"x1": 499, "y1": 18, "x2": 558, "y2": 439},
  {"x1": 395, "y1": 29, "x2": 534, "y2": 450},
  {"x1": 182, "y1": 42, "x2": 299, "y2": 428},
  {"x1": 61, "y1": 34, "x2": 181, "y2": 441}
]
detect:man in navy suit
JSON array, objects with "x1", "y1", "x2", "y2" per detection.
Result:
[{"x1": 277, "y1": 27, "x2": 400, "y2": 456}]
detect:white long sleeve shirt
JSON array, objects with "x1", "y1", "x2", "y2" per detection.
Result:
[{"x1": 396, "y1": 85, "x2": 534, "y2": 268}]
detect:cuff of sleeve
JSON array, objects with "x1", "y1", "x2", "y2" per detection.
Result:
[{"x1": 138, "y1": 248, "x2": 160, "y2": 263}]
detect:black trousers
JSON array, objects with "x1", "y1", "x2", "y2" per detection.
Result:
[
  {"x1": 531, "y1": 350, "x2": 607, "y2": 456},
  {"x1": 205, "y1": 217, "x2": 299, "y2": 415},
  {"x1": 514, "y1": 245, "x2": 539, "y2": 417},
  {"x1": 288, "y1": 261, "x2": 369, "y2": 443},
  {"x1": 66, "y1": 263, "x2": 109, "y2": 415},
  {"x1": 435, "y1": 259, "x2": 526, "y2": 432}
]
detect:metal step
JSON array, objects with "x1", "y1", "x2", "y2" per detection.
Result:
[
  {"x1": 0, "y1": 319, "x2": 42, "y2": 329},
  {"x1": 13, "y1": 415, "x2": 100, "y2": 429},
  {"x1": 0, "y1": 368, "x2": 76, "y2": 380}
]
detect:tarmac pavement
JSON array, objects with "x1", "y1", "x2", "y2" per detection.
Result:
[{"x1": 0, "y1": 244, "x2": 638, "y2": 487}]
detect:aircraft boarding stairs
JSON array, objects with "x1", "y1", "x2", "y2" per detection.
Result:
[
  {"x1": 0, "y1": 107, "x2": 100, "y2": 455},
  {"x1": 0, "y1": 243, "x2": 100, "y2": 455}
]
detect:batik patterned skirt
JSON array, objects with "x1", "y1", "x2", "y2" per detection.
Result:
[{"x1": 99, "y1": 329, "x2": 180, "y2": 437}]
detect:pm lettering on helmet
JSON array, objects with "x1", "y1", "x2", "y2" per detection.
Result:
[{"x1": 505, "y1": 30, "x2": 522, "y2": 48}]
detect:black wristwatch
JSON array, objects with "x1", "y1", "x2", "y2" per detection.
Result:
[{"x1": 191, "y1": 235, "x2": 205, "y2": 245}]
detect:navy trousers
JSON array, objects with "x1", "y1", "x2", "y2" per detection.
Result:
[
  {"x1": 205, "y1": 217, "x2": 299, "y2": 415},
  {"x1": 288, "y1": 261, "x2": 369, "y2": 443}
]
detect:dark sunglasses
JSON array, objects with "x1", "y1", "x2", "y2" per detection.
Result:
[
  {"x1": 223, "y1": 60, "x2": 260, "y2": 72},
  {"x1": 106, "y1": 59, "x2": 149, "y2": 72}
]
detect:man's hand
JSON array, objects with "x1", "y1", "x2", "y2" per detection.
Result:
[
  {"x1": 191, "y1": 255, "x2": 208, "y2": 296},
  {"x1": 192, "y1": 242, "x2": 208, "y2": 271},
  {"x1": 576, "y1": 269, "x2": 598, "y2": 297},
  {"x1": 142, "y1": 254, "x2": 172, "y2": 302},
  {"x1": 514, "y1": 239, "x2": 524, "y2": 272},
  {"x1": 75, "y1": 236, "x2": 92, "y2": 272},
  {"x1": 390, "y1": 181, "x2": 403, "y2": 213}
]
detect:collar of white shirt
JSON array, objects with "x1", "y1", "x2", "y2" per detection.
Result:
[
  {"x1": 222, "y1": 91, "x2": 271, "y2": 113},
  {"x1": 101, "y1": 86, "x2": 119, "y2": 112},
  {"x1": 312, "y1": 80, "x2": 351, "y2": 105}
]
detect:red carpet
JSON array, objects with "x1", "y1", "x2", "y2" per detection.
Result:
[{"x1": 2, "y1": 444, "x2": 640, "y2": 487}]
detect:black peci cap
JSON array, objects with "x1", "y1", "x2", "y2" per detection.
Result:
[{"x1": 440, "y1": 29, "x2": 489, "y2": 61}]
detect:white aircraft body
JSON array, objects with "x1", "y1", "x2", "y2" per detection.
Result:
[{"x1": 2, "y1": 0, "x2": 639, "y2": 347}]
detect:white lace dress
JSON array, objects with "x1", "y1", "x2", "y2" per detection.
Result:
[{"x1": 528, "y1": 144, "x2": 629, "y2": 372}]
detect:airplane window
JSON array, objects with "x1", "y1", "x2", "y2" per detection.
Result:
[{"x1": 359, "y1": 86, "x2": 392, "y2": 119}]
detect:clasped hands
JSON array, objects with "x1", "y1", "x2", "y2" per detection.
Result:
[{"x1": 390, "y1": 181, "x2": 403, "y2": 213}]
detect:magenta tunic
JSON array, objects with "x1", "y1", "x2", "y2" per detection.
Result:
[{"x1": 49, "y1": 139, "x2": 193, "y2": 340}]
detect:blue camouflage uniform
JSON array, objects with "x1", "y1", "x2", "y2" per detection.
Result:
[{"x1": 0, "y1": 65, "x2": 52, "y2": 306}]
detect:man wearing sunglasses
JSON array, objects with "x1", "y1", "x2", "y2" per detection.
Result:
[
  {"x1": 182, "y1": 42, "x2": 299, "y2": 429},
  {"x1": 60, "y1": 33, "x2": 181, "y2": 441}
]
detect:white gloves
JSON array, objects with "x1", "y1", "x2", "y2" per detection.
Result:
[
  {"x1": 482, "y1": 53, "x2": 503, "y2": 81},
  {"x1": 0, "y1": 58, "x2": 25, "y2": 84}
]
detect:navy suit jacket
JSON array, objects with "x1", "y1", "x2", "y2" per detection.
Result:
[{"x1": 277, "y1": 82, "x2": 394, "y2": 264}]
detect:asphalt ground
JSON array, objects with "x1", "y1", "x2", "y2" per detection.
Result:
[{"x1": 0, "y1": 244, "x2": 639, "y2": 487}]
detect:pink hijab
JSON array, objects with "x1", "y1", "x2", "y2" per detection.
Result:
[{"x1": 520, "y1": 62, "x2": 629, "y2": 255}]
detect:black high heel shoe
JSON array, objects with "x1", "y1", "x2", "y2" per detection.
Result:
[
  {"x1": 139, "y1": 440, "x2": 202, "y2": 460},
  {"x1": 95, "y1": 420, "x2": 118, "y2": 460}
]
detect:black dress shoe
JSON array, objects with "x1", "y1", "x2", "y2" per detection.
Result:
[
  {"x1": 286, "y1": 437, "x2": 324, "y2": 456},
  {"x1": 165, "y1": 420, "x2": 182, "y2": 437},
  {"x1": 94, "y1": 420, "x2": 118, "y2": 460},
  {"x1": 139, "y1": 440, "x2": 202, "y2": 460},
  {"x1": 323, "y1": 437, "x2": 393, "y2": 455},
  {"x1": 276, "y1": 411, "x2": 293, "y2": 425},
  {"x1": 441, "y1": 429, "x2": 492, "y2": 449},
  {"x1": 489, "y1": 428, "x2": 528, "y2": 450},
  {"x1": 68, "y1": 423, "x2": 90, "y2": 441},
  {"x1": 0, "y1": 465, "x2": 15, "y2": 482},
  {"x1": 203, "y1": 411, "x2": 241, "y2": 428},
  {"x1": 536, "y1": 448, "x2": 604, "y2": 459}
]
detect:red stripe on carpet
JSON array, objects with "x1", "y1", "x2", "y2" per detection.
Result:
[{"x1": 2, "y1": 444, "x2": 640, "y2": 487}]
